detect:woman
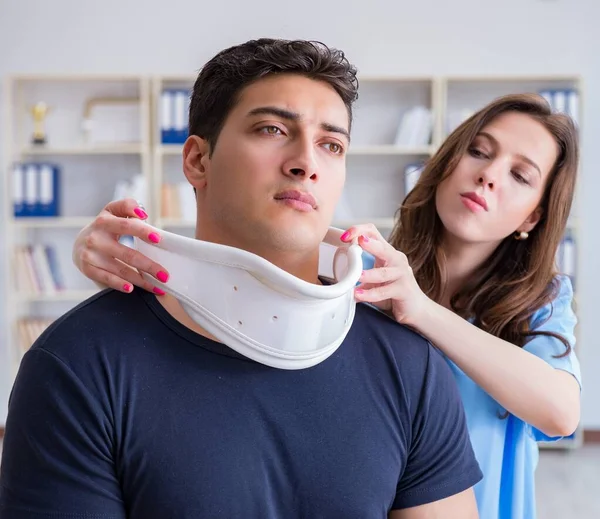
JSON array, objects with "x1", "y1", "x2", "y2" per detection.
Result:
[{"x1": 72, "y1": 93, "x2": 581, "y2": 519}]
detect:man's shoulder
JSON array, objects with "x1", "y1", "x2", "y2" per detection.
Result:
[
  {"x1": 29, "y1": 288, "x2": 150, "y2": 361},
  {"x1": 352, "y1": 303, "x2": 434, "y2": 355},
  {"x1": 41, "y1": 287, "x2": 143, "y2": 331},
  {"x1": 350, "y1": 303, "x2": 446, "y2": 384}
]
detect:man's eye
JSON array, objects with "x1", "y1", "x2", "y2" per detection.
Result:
[
  {"x1": 325, "y1": 143, "x2": 343, "y2": 154},
  {"x1": 261, "y1": 126, "x2": 282, "y2": 135}
]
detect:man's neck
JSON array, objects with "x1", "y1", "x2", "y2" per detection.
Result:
[
  {"x1": 194, "y1": 230, "x2": 321, "y2": 285},
  {"x1": 156, "y1": 293, "x2": 220, "y2": 341},
  {"x1": 154, "y1": 226, "x2": 324, "y2": 341}
]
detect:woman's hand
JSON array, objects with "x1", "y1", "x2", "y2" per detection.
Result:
[
  {"x1": 341, "y1": 223, "x2": 429, "y2": 328},
  {"x1": 72, "y1": 198, "x2": 169, "y2": 295}
]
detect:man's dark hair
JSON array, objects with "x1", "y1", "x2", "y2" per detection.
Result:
[{"x1": 188, "y1": 38, "x2": 359, "y2": 152}]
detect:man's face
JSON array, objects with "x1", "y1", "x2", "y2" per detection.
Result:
[{"x1": 185, "y1": 74, "x2": 349, "y2": 269}]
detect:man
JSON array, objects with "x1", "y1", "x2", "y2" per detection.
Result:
[{"x1": 0, "y1": 39, "x2": 482, "y2": 518}]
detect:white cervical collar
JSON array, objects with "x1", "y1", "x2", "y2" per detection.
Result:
[{"x1": 133, "y1": 227, "x2": 363, "y2": 370}]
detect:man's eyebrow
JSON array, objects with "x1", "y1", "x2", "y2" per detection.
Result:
[
  {"x1": 247, "y1": 106, "x2": 350, "y2": 141},
  {"x1": 321, "y1": 122, "x2": 351, "y2": 142},
  {"x1": 247, "y1": 106, "x2": 299, "y2": 121},
  {"x1": 478, "y1": 131, "x2": 542, "y2": 177}
]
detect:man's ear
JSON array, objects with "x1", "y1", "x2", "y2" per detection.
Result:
[
  {"x1": 183, "y1": 135, "x2": 211, "y2": 190},
  {"x1": 518, "y1": 206, "x2": 544, "y2": 233}
]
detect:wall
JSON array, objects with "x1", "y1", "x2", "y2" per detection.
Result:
[{"x1": 0, "y1": 0, "x2": 598, "y2": 427}]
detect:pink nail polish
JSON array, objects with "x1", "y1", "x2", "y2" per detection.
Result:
[
  {"x1": 156, "y1": 271, "x2": 169, "y2": 283},
  {"x1": 134, "y1": 207, "x2": 148, "y2": 219},
  {"x1": 148, "y1": 232, "x2": 160, "y2": 244},
  {"x1": 153, "y1": 287, "x2": 166, "y2": 295},
  {"x1": 123, "y1": 283, "x2": 132, "y2": 292},
  {"x1": 340, "y1": 231, "x2": 350, "y2": 242},
  {"x1": 360, "y1": 235, "x2": 369, "y2": 243},
  {"x1": 355, "y1": 288, "x2": 364, "y2": 294}
]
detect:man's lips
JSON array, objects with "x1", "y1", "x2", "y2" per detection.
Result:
[{"x1": 274, "y1": 190, "x2": 317, "y2": 210}]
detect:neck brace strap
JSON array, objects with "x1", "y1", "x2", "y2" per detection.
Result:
[{"x1": 133, "y1": 227, "x2": 363, "y2": 370}]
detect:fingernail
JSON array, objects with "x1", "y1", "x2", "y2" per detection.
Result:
[
  {"x1": 148, "y1": 232, "x2": 160, "y2": 244},
  {"x1": 156, "y1": 271, "x2": 169, "y2": 283},
  {"x1": 153, "y1": 287, "x2": 166, "y2": 295},
  {"x1": 340, "y1": 231, "x2": 350, "y2": 242},
  {"x1": 134, "y1": 207, "x2": 148, "y2": 219},
  {"x1": 360, "y1": 235, "x2": 369, "y2": 243},
  {"x1": 355, "y1": 288, "x2": 364, "y2": 294},
  {"x1": 123, "y1": 283, "x2": 132, "y2": 292}
]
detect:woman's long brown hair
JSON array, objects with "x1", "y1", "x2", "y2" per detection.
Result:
[{"x1": 388, "y1": 93, "x2": 579, "y2": 353}]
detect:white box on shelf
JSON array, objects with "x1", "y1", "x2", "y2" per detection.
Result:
[{"x1": 82, "y1": 99, "x2": 142, "y2": 145}]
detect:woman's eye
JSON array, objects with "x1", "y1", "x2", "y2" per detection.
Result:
[
  {"x1": 512, "y1": 171, "x2": 530, "y2": 185},
  {"x1": 469, "y1": 148, "x2": 487, "y2": 159}
]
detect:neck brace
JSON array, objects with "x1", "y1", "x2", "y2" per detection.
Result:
[{"x1": 133, "y1": 227, "x2": 363, "y2": 370}]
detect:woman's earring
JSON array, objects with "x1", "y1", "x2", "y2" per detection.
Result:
[{"x1": 515, "y1": 231, "x2": 529, "y2": 240}]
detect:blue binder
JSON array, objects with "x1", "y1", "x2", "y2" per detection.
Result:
[
  {"x1": 160, "y1": 88, "x2": 190, "y2": 144},
  {"x1": 13, "y1": 162, "x2": 60, "y2": 217}
]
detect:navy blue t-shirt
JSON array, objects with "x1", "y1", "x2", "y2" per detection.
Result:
[{"x1": 0, "y1": 289, "x2": 482, "y2": 518}]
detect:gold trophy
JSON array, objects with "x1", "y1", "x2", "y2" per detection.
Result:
[{"x1": 30, "y1": 102, "x2": 50, "y2": 145}]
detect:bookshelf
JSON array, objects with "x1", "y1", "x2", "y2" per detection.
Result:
[
  {"x1": 2, "y1": 74, "x2": 152, "y2": 380},
  {"x1": 336, "y1": 77, "x2": 440, "y2": 238},
  {"x1": 151, "y1": 75, "x2": 196, "y2": 238},
  {"x1": 2, "y1": 74, "x2": 583, "y2": 449}
]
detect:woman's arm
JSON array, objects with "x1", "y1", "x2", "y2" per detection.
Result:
[
  {"x1": 344, "y1": 224, "x2": 581, "y2": 438},
  {"x1": 72, "y1": 198, "x2": 169, "y2": 294},
  {"x1": 412, "y1": 296, "x2": 580, "y2": 438}
]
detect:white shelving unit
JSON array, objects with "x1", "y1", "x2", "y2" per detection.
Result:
[
  {"x1": 150, "y1": 75, "x2": 195, "y2": 238},
  {"x1": 153, "y1": 140, "x2": 196, "y2": 236},
  {"x1": 335, "y1": 77, "x2": 441, "y2": 237},
  {"x1": 2, "y1": 74, "x2": 152, "y2": 380},
  {"x1": 2, "y1": 74, "x2": 583, "y2": 449}
]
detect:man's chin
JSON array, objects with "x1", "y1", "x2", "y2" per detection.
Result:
[{"x1": 262, "y1": 223, "x2": 325, "y2": 252}]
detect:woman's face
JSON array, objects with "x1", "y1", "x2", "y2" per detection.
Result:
[{"x1": 435, "y1": 111, "x2": 558, "y2": 247}]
